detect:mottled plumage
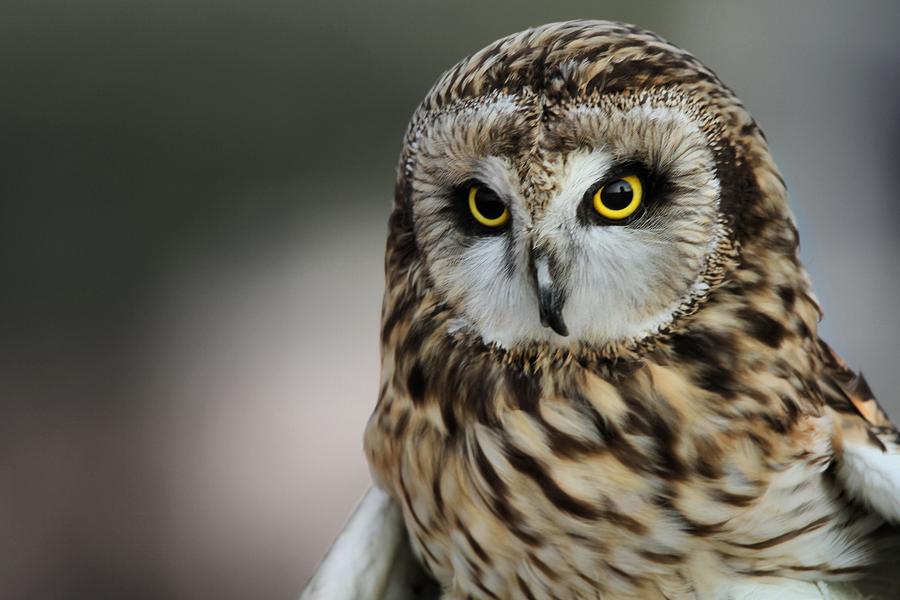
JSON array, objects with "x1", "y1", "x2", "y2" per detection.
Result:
[{"x1": 353, "y1": 20, "x2": 900, "y2": 600}]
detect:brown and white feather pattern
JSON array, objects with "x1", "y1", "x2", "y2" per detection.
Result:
[{"x1": 363, "y1": 20, "x2": 900, "y2": 599}]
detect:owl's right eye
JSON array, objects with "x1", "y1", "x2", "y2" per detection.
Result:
[{"x1": 467, "y1": 185, "x2": 510, "y2": 229}]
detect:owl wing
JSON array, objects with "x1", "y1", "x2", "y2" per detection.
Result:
[
  {"x1": 299, "y1": 486, "x2": 438, "y2": 600},
  {"x1": 818, "y1": 340, "x2": 900, "y2": 523}
]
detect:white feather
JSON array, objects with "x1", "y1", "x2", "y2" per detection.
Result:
[
  {"x1": 300, "y1": 486, "x2": 434, "y2": 600},
  {"x1": 837, "y1": 438, "x2": 900, "y2": 524},
  {"x1": 711, "y1": 578, "x2": 869, "y2": 600}
]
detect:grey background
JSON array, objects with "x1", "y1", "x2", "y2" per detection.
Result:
[{"x1": 3, "y1": 1, "x2": 899, "y2": 598}]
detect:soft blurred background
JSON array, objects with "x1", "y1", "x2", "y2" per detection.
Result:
[{"x1": 3, "y1": 0, "x2": 899, "y2": 598}]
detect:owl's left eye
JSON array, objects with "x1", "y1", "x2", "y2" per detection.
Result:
[
  {"x1": 468, "y1": 185, "x2": 510, "y2": 228},
  {"x1": 593, "y1": 175, "x2": 643, "y2": 221}
]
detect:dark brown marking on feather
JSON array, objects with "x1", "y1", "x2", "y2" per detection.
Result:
[
  {"x1": 694, "y1": 456, "x2": 721, "y2": 479},
  {"x1": 462, "y1": 362, "x2": 501, "y2": 428},
  {"x1": 640, "y1": 550, "x2": 684, "y2": 564},
  {"x1": 686, "y1": 519, "x2": 727, "y2": 536},
  {"x1": 656, "y1": 495, "x2": 727, "y2": 536},
  {"x1": 734, "y1": 568, "x2": 780, "y2": 577},
  {"x1": 625, "y1": 412, "x2": 687, "y2": 480},
  {"x1": 623, "y1": 410, "x2": 651, "y2": 436},
  {"x1": 671, "y1": 328, "x2": 731, "y2": 361},
  {"x1": 408, "y1": 363, "x2": 426, "y2": 405},
  {"x1": 867, "y1": 428, "x2": 888, "y2": 452},
  {"x1": 607, "y1": 563, "x2": 639, "y2": 585},
  {"x1": 649, "y1": 408, "x2": 687, "y2": 480},
  {"x1": 462, "y1": 526, "x2": 490, "y2": 565},
  {"x1": 670, "y1": 329, "x2": 739, "y2": 397},
  {"x1": 517, "y1": 574, "x2": 538, "y2": 600},
  {"x1": 760, "y1": 413, "x2": 787, "y2": 436},
  {"x1": 781, "y1": 394, "x2": 802, "y2": 423},
  {"x1": 399, "y1": 472, "x2": 428, "y2": 532},
  {"x1": 377, "y1": 411, "x2": 391, "y2": 433},
  {"x1": 412, "y1": 529, "x2": 441, "y2": 568},
  {"x1": 566, "y1": 530, "x2": 601, "y2": 548},
  {"x1": 529, "y1": 552, "x2": 558, "y2": 581},
  {"x1": 544, "y1": 423, "x2": 604, "y2": 458},
  {"x1": 851, "y1": 373, "x2": 875, "y2": 401},
  {"x1": 714, "y1": 490, "x2": 758, "y2": 507},
  {"x1": 393, "y1": 410, "x2": 410, "y2": 437},
  {"x1": 694, "y1": 438, "x2": 723, "y2": 479},
  {"x1": 398, "y1": 316, "x2": 430, "y2": 365},
  {"x1": 738, "y1": 307, "x2": 786, "y2": 348},
  {"x1": 432, "y1": 474, "x2": 444, "y2": 516},
  {"x1": 475, "y1": 581, "x2": 500, "y2": 599},
  {"x1": 473, "y1": 440, "x2": 541, "y2": 545},
  {"x1": 384, "y1": 219, "x2": 418, "y2": 289},
  {"x1": 741, "y1": 563, "x2": 867, "y2": 578},
  {"x1": 739, "y1": 122, "x2": 758, "y2": 137},
  {"x1": 506, "y1": 367, "x2": 542, "y2": 413},
  {"x1": 714, "y1": 134, "x2": 762, "y2": 235},
  {"x1": 613, "y1": 439, "x2": 654, "y2": 474},
  {"x1": 602, "y1": 506, "x2": 649, "y2": 535},
  {"x1": 571, "y1": 391, "x2": 618, "y2": 442},
  {"x1": 796, "y1": 319, "x2": 812, "y2": 340},
  {"x1": 781, "y1": 564, "x2": 821, "y2": 572},
  {"x1": 381, "y1": 291, "x2": 417, "y2": 342},
  {"x1": 521, "y1": 388, "x2": 606, "y2": 459},
  {"x1": 507, "y1": 369, "x2": 606, "y2": 458},
  {"x1": 825, "y1": 565, "x2": 869, "y2": 576},
  {"x1": 778, "y1": 221, "x2": 801, "y2": 255},
  {"x1": 574, "y1": 570, "x2": 601, "y2": 590},
  {"x1": 695, "y1": 365, "x2": 738, "y2": 398},
  {"x1": 441, "y1": 359, "x2": 470, "y2": 431},
  {"x1": 617, "y1": 381, "x2": 687, "y2": 480},
  {"x1": 568, "y1": 391, "x2": 652, "y2": 473},
  {"x1": 504, "y1": 445, "x2": 600, "y2": 520},
  {"x1": 601, "y1": 58, "x2": 713, "y2": 95},
  {"x1": 777, "y1": 285, "x2": 796, "y2": 309},
  {"x1": 441, "y1": 399, "x2": 459, "y2": 437},
  {"x1": 474, "y1": 439, "x2": 509, "y2": 497},
  {"x1": 510, "y1": 524, "x2": 541, "y2": 546},
  {"x1": 747, "y1": 431, "x2": 773, "y2": 455},
  {"x1": 463, "y1": 553, "x2": 483, "y2": 579},
  {"x1": 728, "y1": 516, "x2": 831, "y2": 550}
]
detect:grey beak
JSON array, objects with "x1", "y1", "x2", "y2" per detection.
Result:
[{"x1": 531, "y1": 253, "x2": 569, "y2": 337}]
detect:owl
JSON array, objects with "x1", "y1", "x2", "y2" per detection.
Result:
[{"x1": 302, "y1": 20, "x2": 900, "y2": 600}]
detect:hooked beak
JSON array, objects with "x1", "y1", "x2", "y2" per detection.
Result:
[{"x1": 530, "y1": 252, "x2": 569, "y2": 337}]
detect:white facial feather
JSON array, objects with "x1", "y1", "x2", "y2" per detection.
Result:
[
  {"x1": 837, "y1": 438, "x2": 900, "y2": 524},
  {"x1": 423, "y1": 103, "x2": 723, "y2": 349}
]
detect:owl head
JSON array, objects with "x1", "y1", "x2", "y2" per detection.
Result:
[{"x1": 385, "y1": 20, "x2": 805, "y2": 358}]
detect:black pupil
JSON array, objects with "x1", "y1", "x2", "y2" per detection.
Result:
[
  {"x1": 475, "y1": 193, "x2": 506, "y2": 221},
  {"x1": 600, "y1": 179, "x2": 634, "y2": 210}
]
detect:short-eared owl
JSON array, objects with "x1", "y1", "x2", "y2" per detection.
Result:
[{"x1": 303, "y1": 20, "x2": 900, "y2": 600}]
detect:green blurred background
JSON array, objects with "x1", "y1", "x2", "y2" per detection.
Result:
[{"x1": 3, "y1": 0, "x2": 899, "y2": 598}]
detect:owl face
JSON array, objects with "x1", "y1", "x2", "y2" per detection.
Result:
[{"x1": 408, "y1": 91, "x2": 727, "y2": 349}]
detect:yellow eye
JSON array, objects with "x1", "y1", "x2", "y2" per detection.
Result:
[
  {"x1": 468, "y1": 186, "x2": 509, "y2": 228},
  {"x1": 593, "y1": 175, "x2": 643, "y2": 221}
]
